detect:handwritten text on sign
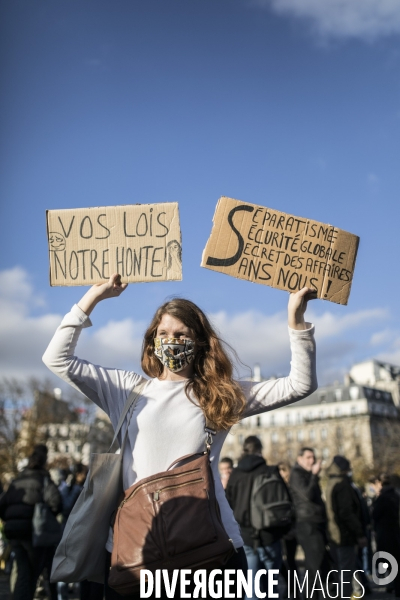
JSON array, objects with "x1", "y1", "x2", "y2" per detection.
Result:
[
  {"x1": 47, "y1": 203, "x2": 182, "y2": 286},
  {"x1": 201, "y1": 197, "x2": 359, "y2": 305}
]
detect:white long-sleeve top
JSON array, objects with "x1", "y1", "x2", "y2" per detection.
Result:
[{"x1": 42, "y1": 304, "x2": 318, "y2": 550}]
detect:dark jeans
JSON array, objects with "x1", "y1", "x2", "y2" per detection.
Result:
[
  {"x1": 104, "y1": 548, "x2": 248, "y2": 599},
  {"x1": 243, "y1": 540, "x2": 282, "y2": 600},
  {"x1": 10, "y1": 540, "x2": 57, "y2": 600},
  {"x1": 295, "y1": 522, "x2": 330, "y2": 599},
  {"x1": 330, "y1": 544, "x2": 357, "y2": 599},
  {"x1": 280, "y1": 536, "x2": 298, "y2": 581},
  {"x1": 80, "y1": 579, "x2": 105, "y2": 599}
]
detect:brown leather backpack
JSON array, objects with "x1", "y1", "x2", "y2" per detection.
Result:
[{"x1": 108, "y1": 425, "x2": 234, "y2": 596}]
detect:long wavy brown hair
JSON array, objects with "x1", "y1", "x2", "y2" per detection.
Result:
[{"x1": 141, "y1": 298, "x2": 246, "y2": 431}]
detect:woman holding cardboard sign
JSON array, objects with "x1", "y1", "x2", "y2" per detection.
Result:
[{"x1": 43, "y1": 274, "x2": 317, "y2": 599}]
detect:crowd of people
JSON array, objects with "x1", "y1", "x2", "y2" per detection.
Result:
[
  {"x1": 0, "y1": 444, "x2": 103, "y2": 600},
  {"x1": 220, "y1": 438, "x2": 400, "y2": 599},
  {"x1": 0, "y1": 440, "x2": 398, "y2": 599}
]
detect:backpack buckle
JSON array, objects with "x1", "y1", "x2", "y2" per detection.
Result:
[{"x1": 205, "y1": 427, "x2": 216, "y2": 452}]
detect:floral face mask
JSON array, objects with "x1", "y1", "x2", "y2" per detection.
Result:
[{"x1": 154, "y1": 337, "x2": 195, "y2": 373}]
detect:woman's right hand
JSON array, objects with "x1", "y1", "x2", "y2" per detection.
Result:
[{"x1": 77, "y1": 273, "x2": 128, "y2": 316}]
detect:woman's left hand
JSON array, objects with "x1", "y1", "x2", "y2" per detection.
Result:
[{"x1": 288, "y1": 287, "x2": 317, "y2": 330}]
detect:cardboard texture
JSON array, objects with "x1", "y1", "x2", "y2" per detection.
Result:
[
  {"x1": 201, "y1": 197, "x2": 359, "y2": 305},
  {"x1": 47, "y1": 203, "x2": 182, "y2": 286}
]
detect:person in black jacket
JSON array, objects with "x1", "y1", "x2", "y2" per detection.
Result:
[
  {"x1": 325, "y1": 455, "x2": 367, "y2": 600},
  {"x1": 372, "y1": 474, "x2": 400, "y2": 597},
  {"x1": 226, "y1": 436, "x2": 291, "y2": 600},
  {"x1": 0, "y1": 445, "x2": 61, "y2": 600},
  {"x1": 289, "y1": 447, "x2": 329, "y2": 598},
  {"x1": 278, "y1": 462, "x2": 299, "y2": 592}
]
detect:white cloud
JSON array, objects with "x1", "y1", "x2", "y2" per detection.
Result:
[
  {"x1": 78, "y1": 318, "x2": 145, "y2": 370},
  {"x1": 210, "y1": 309, "x2": 289, "y2": 376},
  {"x1": 307, "y1": 307, "x2": 389, "y2": 338},
  {"x1": 375, "y1": 334, "x2": 400, "y2": 365},
  {"x1": 210, "y1": 305, "x2": 389, "y2": 383},
  {"x1": 370, "y1": 328, "x2": 395, "y2": 346},
  {"x1": 0, "y1": 267, "x2": 392, "y2": 387},
  {"x1": 0, "y1": 268, "x2": 62, "y2": 379},
  {"x1": 260, "y1": 0, "x2": 400, "y2": 40},
  {"x1": 0, "y1": 266, "x2": 45, "y2": 310},
  {"x1": 0, "y1": 267, "x2": 145, "y2": 380}
]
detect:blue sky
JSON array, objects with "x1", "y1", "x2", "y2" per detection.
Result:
[{"x1": 1, "y1": 0, "x2": 400, "y2": 386}]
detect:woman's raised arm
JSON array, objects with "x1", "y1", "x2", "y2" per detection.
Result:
[
  {"x1": 287, "y1": 286, "x2": 317, "y2": 330},
  {"x1": 42, "y1": 274, "x2": 140, "y2": 424},
  {"x1": 77, "y1": 273, "x2": 128, "y2": 316},
  {"x1": 240, "y1": 286, "x2": 318, "y2": 418}
]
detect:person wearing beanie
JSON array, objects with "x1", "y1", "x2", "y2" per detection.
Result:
[
  {"x1": 332, "y1": 455, "x2": 350, "y2": 472},
  {"x1": 325, "y1": 455, "x2": 367, "y2": 600}
]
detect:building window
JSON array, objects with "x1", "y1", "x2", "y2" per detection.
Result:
[
  {"x1": 319, "y1": 393, "x2": 326, "y2": 403},
  {"x1": 286, "y1": 431, "x2": 292, "y2": 442},
  {"x1": 270, "y1": 415, "x2": 275, "y2": 426},
  {"x1": 355, "y1": 444, "x2": 361, "y2": 457},
  {"x1": 309, "y1": 429, "x2": 315, "y2": 441},
  {"x1": 286, "y1": 414, "x2": 291, "y2": 425},
  {"x1": 297, "y1": 430, "x2": 304, "y2": 442},
  {"x1": 287, "y1": 448, "x2": 293, "y2": 460},
  {"x1": 65, "y1": 444, "x2": 69, "y2": 453},
  {"x1": 335, "y1": 408, "x2": 341, "y2": 417},
  {"x1": 334, "y1": 389, "x2": 342, "y2": 401},
  {"x1": 322, "y1": 447, "x2": 330, "y2": 459},
  {"x1": 256, "y1": 416, "x2": 261, "y2": 427},
  {"x1": 350, "y1": 386, "x2": 359, "y2": 400},
  {"x1": 296, "y1": 413, "x2": 302, "y2": 424},
  {"x1": 321, "y1": 428, "x2": 327, "y2": 440},
  {"x1": 336, "y1": 426, "x2": 342, "y2": 438},
  {"x1": 351, "y1": 405, "x2": 357, "y2": 415},
  {"x1": 271, "y1": 432, "x2": 278, "y2": 444}
]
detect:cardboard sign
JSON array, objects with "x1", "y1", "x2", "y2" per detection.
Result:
[
  {"x1": 201, "y1": 197, "x2": 359, "y2": 305},
  {"x1": 47, "y1": 203, "x2": 182, "y2": 286}
]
